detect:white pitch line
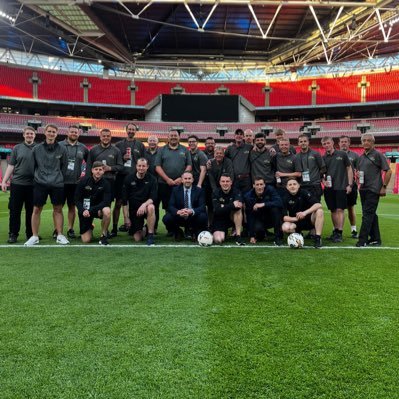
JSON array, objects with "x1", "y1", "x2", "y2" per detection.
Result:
[{"x1": 0, "y1": 244, "x2": 398, "y2": 250}]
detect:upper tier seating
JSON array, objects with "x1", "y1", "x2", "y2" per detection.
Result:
[{"x1": 2, "y1": 64, "x2": 399, "y2": 107}]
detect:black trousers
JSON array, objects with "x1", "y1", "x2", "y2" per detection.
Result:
[
  {"x1": 359, "y1": 190, "x2": 381, "y2": 243},
  {"x1": 8, "y1": 183, "x2": 34, "y2": 238},
  {"x1": 163, "y1": 212, "x2": 208, "y2": 235},
  {"x1": 250, "y1": 206, "x2": 283, "y2": 239}
]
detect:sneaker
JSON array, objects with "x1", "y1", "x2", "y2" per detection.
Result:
[
  {"x1": 56, "y1": 234, "x2": 70, "y2": 245},
  {"x1": 52, "y1": 229, "x2": 58, "y2": 239},
  {"x1": 367, "y1": 239, "x2": 381, "y2": 246},
  {"x1": 146, "y1": 234, "x2": 155, "y2": 246},
  {"x1": 99, "y1": 235, "x2": 109, "y2": 246},
  {"x1": 24, "y1": 236, "x2": 39, "y2": 246},
  {"x1": 328, "y1": 229, "x2": 337, "y2": 240},
  {"x1": 235, "y1": 236, "x2": 246, "y2": 246},
  {"x1": 274, "y1": 237, "x2": 283, "y2": 247},
  {"x1": 108, "y1": 229, "x2": 117, "y2": 239},
  {"x1": 351, "y1": 230, "x2": 358, "y2": 239},
  {"x1": 7, "y1": 234, "x2": 17, "y2": 244},
  {"x1": 356, "y1": 241, "x2": 367, "y2": 247},
  {"x1": 331, "y1": 232, "x2": 343, "y2": 243},
  {"x1": 313, "y1": 236, "x2": 322, "y2": 249},
  {"x1": 67, "y1": 229, "x2": 76, "y2": 239},
  {"x1": 175, "y1": 228, "x2": 184, "y2": 241},
  {"x1": 118, "y1": 224, "x2": 128, "y2": 232}
]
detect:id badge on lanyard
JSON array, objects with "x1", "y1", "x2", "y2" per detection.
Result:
[
  {"x1": 83, "y1": 198, "x2": 91, "y2": 210},
  {"x1": 68, "y1": 159, "x2": 75, "y2": 171},
  {"x1": 302, "y1": 170, "x2": 310, "y2": 182}
]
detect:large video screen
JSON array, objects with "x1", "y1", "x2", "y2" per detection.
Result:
[{"x1": 162, "y1": 94, "x2": 239, "y2": 122}]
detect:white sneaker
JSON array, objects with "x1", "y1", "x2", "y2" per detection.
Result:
[
  {"x1": 24, "y1": 236, "x2": 39, "y2": 246},
  {"x1": 56, "y1": 234, "x2": 70, "y2": 245}
]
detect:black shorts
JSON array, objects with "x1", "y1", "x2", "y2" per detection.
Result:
[
  {"x1": 128, "y1": 208, "x2": 145, "y2": 234},
  {"x1": 347, "y1": 184, "x2": 358, "y2": 207},
  {"x1": 33, "y1": 183, "x2": 64, "y2": 207},
  {"x1": 114, "y1": 174, "x2": 126, "y2": 201},
  {"x1": 105, "y1": 178, "x2": 116, "y2": 201},
  {"x1": 234, "y1": 177, "x2": 252, "y2": 196},
  {"x1": 212, "y1": 217, "x2": 233, "y2": 233},
  {"x1": 295, "y1": 214, "x2": 314, "y2": 232},
  {"x1": 63, "y1": 184, "x2": 77, "y2": 206},
  {"x1": 79, "y1": 211, "x2": 103, "y2": 235},
  {"x1": 302, "y1": 184, "x2": 323, "y2": 203},
  {"x1": 324, "y1": 188, "x2": 347, "y2": 211}
]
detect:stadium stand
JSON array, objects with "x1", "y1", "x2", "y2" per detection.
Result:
[
  {"x1": 38, "y1": 70, "x2": 82, "y2": 102},
  {"x1": 0, "y1": 65, "x2": 33, "y2": 98},
  {"x1": 2, "y1": 64, "x2": 399, "y2": 107}
]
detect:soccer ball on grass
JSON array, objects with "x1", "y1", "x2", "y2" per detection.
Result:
[
  {"x1": 197, "y1": 231, "x2": 213, "y2": 247},
  {"x1": 287, "y1": 233, "x2": 304, "y2": 249}
]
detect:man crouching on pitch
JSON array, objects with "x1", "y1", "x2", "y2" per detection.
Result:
[
  {"x1": 75, "y1": 161, "x2": 112, "y2": 245},
  {"x1": 212, "y1": 174, "x2": 245, "y2": 246},
  {"x1": 281, "y1": 178, "x2": 324, "y2": 248},
  {"x1": 122, "y1": 158, "x2": 157, "y2": 246}
]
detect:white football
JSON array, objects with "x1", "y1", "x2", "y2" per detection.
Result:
[
  {"x1": 287, "y1": 233, "x2": 304, "y2": 249},
  {"x1": 197, "y1": 231, "x2": 213, "y2": 247}
]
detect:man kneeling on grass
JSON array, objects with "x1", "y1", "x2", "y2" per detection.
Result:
[
  {"x1": 281, "y1": 178, "x2": 324, "y2": 248},
  {"x1": 75, "y1": 161, "x2": 112, "y2": 245}
]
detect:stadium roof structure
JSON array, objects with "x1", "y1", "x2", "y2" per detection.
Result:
[{"x1": 2, "y1": 0, "x2": 399, "y2": 79}]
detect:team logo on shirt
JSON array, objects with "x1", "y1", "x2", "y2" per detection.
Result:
[
  {"x1": 288, "y1": 199, "x2": 295, "y2": 205},
  {"x1": 219, "y1": 198, "x2": 225, "y2": 203},
  {"x1": 336, "y1": 156, "x2": 343, "y2": 161},
  {"x1": 108, "y1": 154, "x2": 115, "y2": 159},
  {"x1": 85, "y1": 186, "x2": 92, "y2": 191},
  {"x1": 130, "y1": 181, "x2": 137, "y2": 186},
  {"x1": 179, "y1": 151, "x2": 186, "y2": 157}
]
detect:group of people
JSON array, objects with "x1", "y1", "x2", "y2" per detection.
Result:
[{"x1": 1, "y1": 122, "x2": 391, "y2": 248}]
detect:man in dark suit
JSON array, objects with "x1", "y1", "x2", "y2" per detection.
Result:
[{"x1": 163, "y1": 171, "x2": 208, "y2": 241}]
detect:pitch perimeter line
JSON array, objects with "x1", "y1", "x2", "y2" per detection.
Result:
[{"x1": 0, "y1": 244, "x2": 398, "y2": 250}]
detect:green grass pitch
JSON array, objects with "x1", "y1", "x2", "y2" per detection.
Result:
[{"x1": 0, "y1": 193, "x2": 398, "y2": 398}]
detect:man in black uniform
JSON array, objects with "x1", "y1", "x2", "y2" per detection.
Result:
[
  {"x1": 155, "y1": 130, "x2": 192, "y2": 213},
  {"x1": 1, "y1": 127, "x2": 36, "y2": 243},
  {"x1": 187, "y1": 135, "x2": 208, "y2": 188},
  {"x1": 250, "y1": 132, "x2": 275, "y2": 186},
  {"x1": 122, "y1": 158, "x2": 157, "y2": 246},
  {"x1": 114, "y1": 122, "x2": 145, "y2": 235},
  {"x1": 281, "y1": 178, "x2": 324, "y2": 248},
  {"x1": 145, "y1": 135, "x2": 159, "y2": 177},
  {"x1": 75, "y1": 161, "x2": 112, "y2": 245},
  {"x1": 203, "y1": 136, "x2": 216, "y2": 226},
  {"x1": 244, "y1": 177, "x2": 284, "y2": 245},
  {"x1": 295, "y1": 134, "x2": 325, "y2": 202},
  {"x1": 204, "y1": 137, "x2": 215, "y2": 159},
  {"x1": 225, "y1": 128, "x2": 252, "y2": 195},
  {"x1": 356, "y1": 133, "x2": 391, "y2": 247},
  {"x1": 212, "y1": 174, "x2": 245, "y2": 245},
  {"x1": 59, "y1": 125, "x2": 88, "y2": 239},
  {"x1": 321, "y1": 136, "x2": 353, "y2": 243},
  {"x1": 274, "y1": 138, "x2": 301, "y2": 196},
  {"x1": 208, "y1": 146, "x2": 234, "y2": 193},
  {"x1": 24, "y1": 124, "x2": 69, "y2": 246},
  {"x1": 244, "y1": 129, "x2": 254, "y2": 145},
  {"x1": 145, "y1": 135, "x2": 160, "y2": 231},
  {"x1": 270, "y1": 129, "x2": 297, "y2": 155},
  {"x1": 86, "y1": 128, "x2": 123, "y2": 237},
  {"x1": 339, "y1": 135, "x2": 360, "y2": 238}
]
